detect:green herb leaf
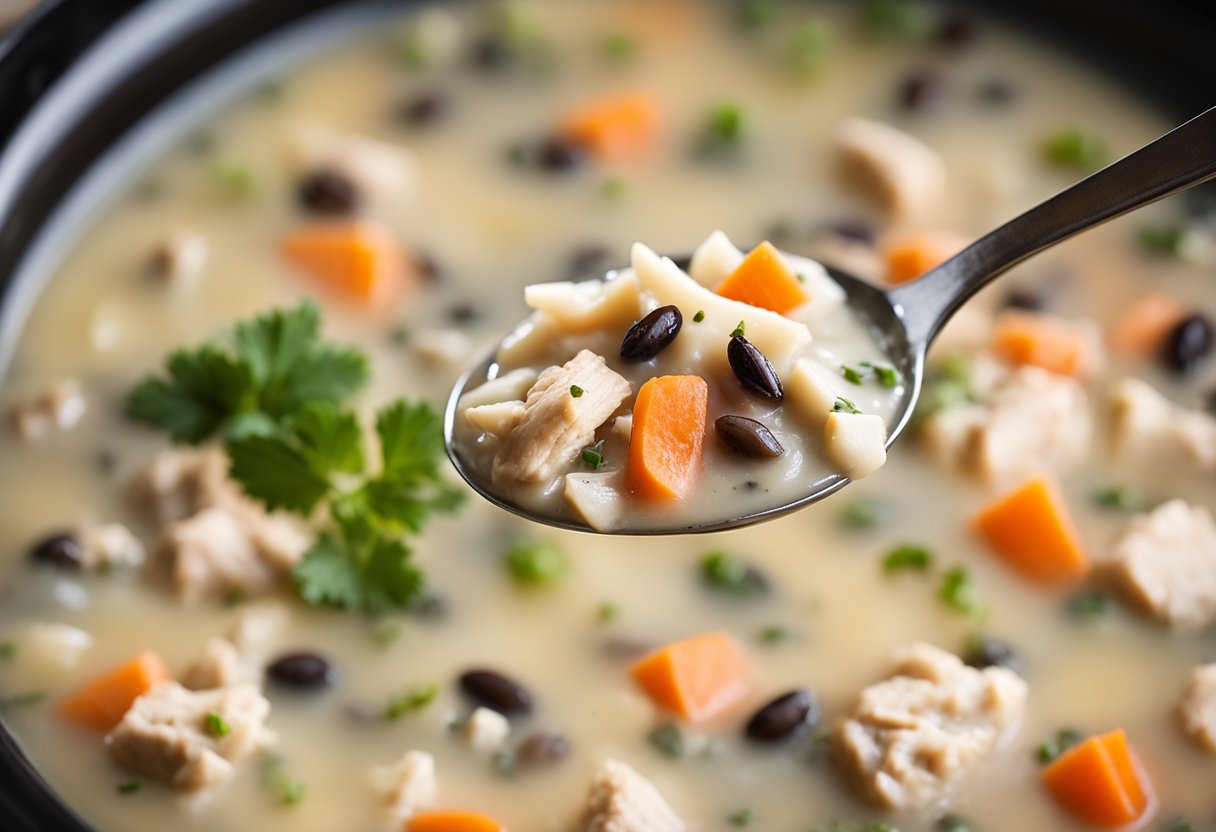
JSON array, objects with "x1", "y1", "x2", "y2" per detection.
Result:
[
  {"x1": 730, "y1": 320, "x2": 747, "y2": 338},
  {"x1": 789, "y1": 22, "x2": 830, "y2": 76},
  {"x1": 838, "y1": 498, "x2": 892, "y2": 530},
  {"x1": 935, "y1": 815, "x2": 970, "y2": 832},
  {"x1": 1091, "y1": 484, "x2": 1147, "y2": 513},
  {"x1": 697, "y1": 103, "x2": 746, "y2": 158},
  {"x1": 601, "y1": 32, "x2": 638, "y2": 62},
  {"x1": 1042, "y1": 128, "x2": 1108, "y2": 171},
  {"x1": 693, "y1": 310, "x2": 706, "y2": 323},
  {"x1": 841, "y1": 364, "x2": 866, "y2": 385},
  {"x1": 116, "y1": 779, "x2": 141, "y2": 795},
  {"x1": 700, "y1": 552, "x2": 768, "y2": 596},
  {"x1": 1066, "y1": 589, "x2": 1108, "y2": 620},
  {"x1": 226, "y1": 433, "x2": 333, "y2": 514},
  {"x1": 730, "y1": 808, "x2": 757, "y2": 827},
  {"x1": 736, "y1": 0, "x2": 779, "y2": 30},
  {"x1": 648, "y1": 722, "x2": 685, "y2": 758},
  {"x1": 262, "y1": 753, "x2": 305, "y2": 805},
  {"x1": 582, "y1": 439, "x2": 606, "y2": 469},
  {"x1": 385, "y1": 682, "x2": 439, "y2": 719},
  {"x1": 215, "y1": 162, "x2": 255, "y2": 196},
  {"x1": 832, "y1": 396, "x2": 861, "y2": 414},
  {"x1": 863, "y1": 361, "x2": 900, "y2": 387},
  {"x1": 757, "y1": 624, "x2": 793, "y2": 645},
  {"x1": 938, "y1": 567, "x2": 984, "y2": 615},
  {"x1": 882, "y1": 543, "x2": 933, "y2": 573},
  {"x1": 288, "y1": 402, "x2": 365, "y2": 476},
  {"x1": 570, "y1": 385, "x2": 584, "y2": 398},
  {"x1": 1036, "y1": 728, "x2": 1082, "y2": 763},
  {"x1": 0, "y1": 641, "x2": 15, "y2": 661},
  {"x1": 505, "y1": 540, "x2": 569, "y2": 586},
  {"x1": 206, "y1": 712, "x2": 231, "y2": 737},
  {"x1": 0, "y1": 691, "x2": 47, "y2": 711},
  {"x1": 126, "y1": 347, "x2": 255, "y2": 444},
  {"x1": 599, "y1": 177, "x2": 627, "y2": 200},
  {"x1": 376, "y1": 399, "x2": 446, "y2": 484},
  {"x1": 492, "y1": 749, "x2": 517, "y2": 779},
  {"x1": 597, "y1": 601, "x2": 620, "y2": 623},
  {"x1": 1138, "y1": 225, "x2": 1191, "y2": 257}
]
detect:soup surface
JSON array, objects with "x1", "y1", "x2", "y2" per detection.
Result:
[{"x1": 1, "y1": 2, "x2": 1215, "y2": 831}]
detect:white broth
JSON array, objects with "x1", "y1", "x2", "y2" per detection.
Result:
[{"x1": 1, "y1": 2, "x2": 1215, "y2": 832}]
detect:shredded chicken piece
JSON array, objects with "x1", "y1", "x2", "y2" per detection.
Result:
[
  {"x1": 1110, "y1": 377, "x2": 1216, "y2": 471},
  {"x1": 833, "y1": 642, "x2": 1027, "y2": 809},
  {"x1": 1107, "y1": 499, "x2": 1216, "y2": 629},
  {"x1": 580, "y1": 758, "x2": 685, "y2": 832},
  {"x1": 106, "y1": 681, "x2": 270, "y2": 790},
  {"x1": 8, "y1": 379, "x2": 86, "y2": 441},
  {"x1": 370, "y1": 750, "x2": 438, "y2": 821},
  {"x1": 1179, "y1": 663, "x2": 1216, "y2": 754},
  {"x1": 836, "y1": 117, "x2": 946, "y2": 219},
  {"x1": 493, "y1": 350, "x2": 630, "y2": 485}
]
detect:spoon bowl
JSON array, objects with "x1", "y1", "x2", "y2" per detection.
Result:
[{"x1": 446, "y1": 105, "x2": 1216, "y2": 535}]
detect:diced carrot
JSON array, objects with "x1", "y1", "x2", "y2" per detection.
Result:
[
  {"x1": 1109, "y1": 292, "x2": 1190, "y2": 356},
  {"x1": 626, "y1": 375, "x2": 708, "y2": 501},
  {"x1": 58, "y1": 651, "x2": 170, "y2": 731},
  {"x1": 1042, "y1": 729, "x2": 1154, "y2": 827},
  {"x1": 714, "y1": 241, "x2": 810, "y2": 315},
  {"x1": 631, "y1": 631, "x2": 750, "y2": 723},
  {"x1": 974, "y1": 475, "x2": 1090, "y2": 583},
  {"x1": 280, "y1": 221, "x2": 406, "y2": 306},
  {"x1": 405, "y1": 811, "x2": 504, "y2": 832},
  {"x1": 991, "y1": 310, "x2": 1097, "y2": 377},
  {"x1": 555, "y1": 92, "x2": 660, "y2": 160},
  {"x1": 881, "y1": 230, "x2": 966, "y2": 285}
]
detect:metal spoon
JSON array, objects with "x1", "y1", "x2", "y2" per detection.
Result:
[{"x1": 446, "y1": 106, "x2": 1216, "y2": 534}]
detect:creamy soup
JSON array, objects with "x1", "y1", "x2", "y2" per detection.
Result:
[{"x1": 2, "y1": 2, "x2": 1215, "y2": 832}]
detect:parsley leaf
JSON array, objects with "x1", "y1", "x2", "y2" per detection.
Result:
[
  {"x1": 226, "y1": 433, "x2": 332, "y2": 514},
  {"x1": 377, "y1": 399, "x2": 446, "y2": 484},
  {"x1": 288, "y1": 402, "x2": 365, "y2": 476},
  {"x1": 127, "y1": 347, "x2": 254, "y2": 443}
]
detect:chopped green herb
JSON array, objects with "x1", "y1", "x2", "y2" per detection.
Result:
[
  {"x1": 262, "y1": 753, "x2": 306, "y2": 805},
  {"x1": 206, "y1": 712, "x2": 231, "y2": 737},
  {"x1": 505, "y1": 540, "x2": 568, "y2": 586},
  {"x1": 599, "y1": 177, "x2": 627, "y2": 200},
  {"x1": 757, "y1": 624, "x2": 793, "y2": 644},
  {"x1": 730, "y1": 320, "x2": 746, "y2": 338},
  {"x1": 729, "y1": 807, "x2": 757, "y2": 827},
  {"x1": 648, "y1": 722, "x2": 685, "y2": 758},
  {"x1": 385, "y1": 683, "x2": 439, "y2": 720},
  {"x1": 935, "y1": 816, "x2": 971, "y2": 832},
  {"x1": 796, "y1": 272, "x2": 807, "y2": 283},
  {"x1": 838, "y1": 498, "x2": 892, "y2": 530},
  {"x1": 1036, "y1": 728, "x2": 1082, "y2": 763},
  {"x1": 1067, "y1": 589, "x2": 1108, "y2": 620},
  {"x1": 842, "y1": 364, "x2": 866, "y2": 385},
  {"x1": 582, "y1": 439, "x2": 606, "y2": 469},
  {"x1": 597, "y1": 601, "x2": 620, "y2": 623},
  {"x1": 736, "y1": 0, "x2": 779, "y2": 29},
  {"x1": 700, "y1": 552, "x2": 768, "y2": 596},
  {"x1": 222, "y1": 588, "x2": 245, "y2": 607},
  {"x1": 1163, "y1": 819, "x2": 1198, "y2": 832},
  {"x1": 1042, "y1": 128, "x2": 1108, "y2": 171},
  {"x1": 882, "y1": 543, "x2": 934, "y2": 573},
  {"x1": 693, "y1": 310, "x2": 706, "y2": 323},
  {"x1": 214, "y1": 161, "x2": 254, "y2": 196},
  {"x1": 0, "y1": 641, "x2": 15, "y2": 660},
  {"x1": 373, "y1": 618, "x2": 405, "y2": 646},
  {"x1": 832, "y1": 396, "x2": 861, "y2": 414},
  {"x1": 116, "y1": 779, "x2": 141, "y2": 795},
  {"x1": 1091, "y1": 484, "x2": 1147, "y2": 512},
  {"x1": 938, "y1": 567, "x2": 984, "y2": 615},
  {"x1": 1139, "y1": 225, "x2": 1191, "y2": 257},
  {"x1": 861, "y1": 0, "x2": 932, "y2": 38},
  {"x1": 0, "y1": 691, "x2": 47, "y2": 711},
  {"x1": 570, "y1": 385, "x2": 584, "y2": 398},
  {"x1": 788, "y1": 22, "x2": 830, "y2": 76},
  {"x1": 696, "y1": 103, "x2": 746, "y2": 158},
  {"x1": 600, "y1": 32, "x2": 638, "y2": 62},
  {"x1": 492, "y1": 749, "x2": 517, "y2": 778},
  {"x1": 128, "y1": 304, "x2": 464, "y2": 614}
]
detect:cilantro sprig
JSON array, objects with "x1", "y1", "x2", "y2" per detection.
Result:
[{"x1": 126, "y1": 303, "x2": 464, "y2": 613}]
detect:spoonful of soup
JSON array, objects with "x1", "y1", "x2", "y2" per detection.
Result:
[{"x1": 445, "y1": 106, "x2": 1216, "y2": 535}]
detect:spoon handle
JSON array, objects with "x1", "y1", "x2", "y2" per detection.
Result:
[{"x1": 892, "y1": 105, "x2": 1216, "y2": 346}]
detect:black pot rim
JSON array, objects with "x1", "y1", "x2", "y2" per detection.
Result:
[{"x1": 0, "y1": 0, "x2": 1212, "y2": 829}]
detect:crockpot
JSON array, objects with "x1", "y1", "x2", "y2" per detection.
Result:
[{"x1": 0, "y1": 1, "x2": 1213, "y2": 829}]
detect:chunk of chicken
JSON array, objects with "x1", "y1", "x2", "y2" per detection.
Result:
[
  {"x1": 1109, "y1": 377, "x2": 1216, "y2": 471},
  {"x1": 1107, "y1": 500, "x2": 1216, "y2": 630},
  {"x1": 493, "y1": 350, "x2": 631, "y2": 485},
  {"x1": 370, "y1": 750, "x2": 438, "y2": 821},
  {"x1": 1179, "y1": 663, "x2": 1216, "y2": 754},
  {"x1": 77, "y1": 522, "x2": 146, "y2": 570},
  {"x1": 836, "y1": 117, "x2": 946, "y2": 220},
  {"x1": 135, "y1": 448, "x2": 309, "y2": 602},
  {"x1": 106, "y1": 681, "x2": 270, "y2": 790},
  {"x1": 580, "y1": 758, "x2": 685, "y2": 832},
  {"x1": 8, "y1": 378, "x2": 86, "y2": 441},
  {"x1": 290, "y1": 125, "x2": 416, "y2": 205},
  {"x1": 182, "y1": 637, "x2": 242, "y2": 691},
  {"x1": 150, "y1": 231, "x2": 208, "y2": 291},
  {"x1": 833, "y1": 642, "x2": 1027, "y2": 810},
  {"x1": 920, "y1": 363, "x2": 1090, "y2": 485}
]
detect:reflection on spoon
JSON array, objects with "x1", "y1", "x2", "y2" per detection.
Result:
[{"x1": 446, "y1": 106, "x2": 1216, "y2": 535}]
